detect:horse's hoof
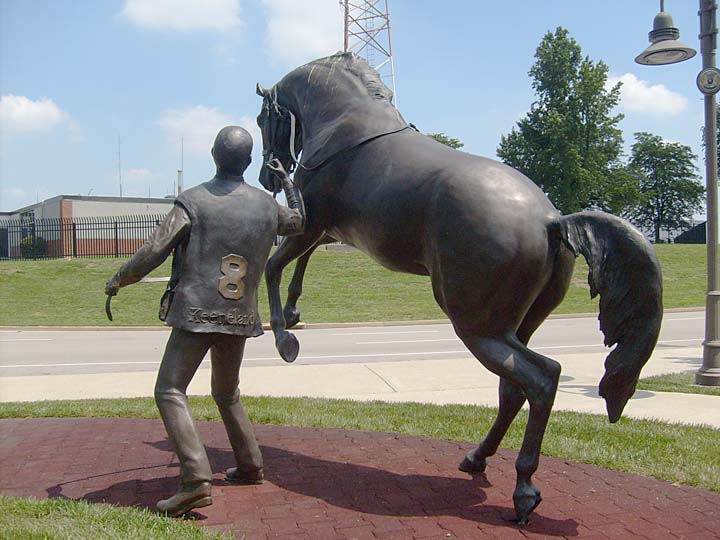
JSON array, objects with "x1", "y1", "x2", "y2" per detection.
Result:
[
  {"x1": 284, "y1": 307, "x2": 301, "y2": 329},
  {"x1": 513, "y1": 484, "x2": 542, "y2": 525},
  {"x1": 458, "y1": 449, "x2": 487, "y2": 474},
  {"x1": 276, "y1": 331, "x2": 299, "y2": 363}
]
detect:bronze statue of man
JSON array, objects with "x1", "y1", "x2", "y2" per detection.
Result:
[{"x1": 105, "y1": 125, "x2": 305, "y2": 517}]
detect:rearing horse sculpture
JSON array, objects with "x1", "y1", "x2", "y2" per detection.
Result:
[{"x1": 256, "y1": 52, "x2": 662, "y2": 524}]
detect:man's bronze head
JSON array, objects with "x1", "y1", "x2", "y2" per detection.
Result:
[{"x1": 212, "y1": 126, "x2": 253, "y2": 175}]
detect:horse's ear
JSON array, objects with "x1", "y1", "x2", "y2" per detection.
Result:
[{"x1": 256, "y1": 83, "x2": 268, "y2": 98}]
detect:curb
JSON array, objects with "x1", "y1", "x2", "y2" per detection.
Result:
[{"x1": 0, "y1": 307, "x2": 704, "y2": 332}]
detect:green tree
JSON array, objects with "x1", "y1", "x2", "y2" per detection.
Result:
[
  {"x1": 602, "y1": 164, "x2": 643, "y2": 217},
  {"x1": 427, "y1": 132, "x2": 464, "y2": 150},
  {"x1": 627, "y1": 132, "x2": 704, "y2": 243},
  {"x1": 497, "y1": 27, "x2": 630, "y2": 214}
]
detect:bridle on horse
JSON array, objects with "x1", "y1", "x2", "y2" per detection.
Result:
[{"x1": 262, "y1": 87, "x2": 301, "y2": 178}]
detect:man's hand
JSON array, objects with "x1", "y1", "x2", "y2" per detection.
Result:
[
  {"x1": 105, "y1": 276, "x2": 120, "y2": 296},
  {"x1": 266, "y1": 158, "x2": 288, "y2": 178}
]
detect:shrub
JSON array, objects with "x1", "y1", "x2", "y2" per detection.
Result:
[{"x1": 20, "y1": 236, "x2": 48, "y2": 259}]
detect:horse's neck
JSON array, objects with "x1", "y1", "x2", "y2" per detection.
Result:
[{"x1": 289, "y1": 84, "x2": 406, "y2": 170}]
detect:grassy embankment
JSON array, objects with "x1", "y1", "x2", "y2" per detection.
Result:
[
  {"x1": 638, "y1": 372, "x2": 720, "y2": 396},
  {"x1": 0, "y1": 244, "x2": 705, "y2": 327}
]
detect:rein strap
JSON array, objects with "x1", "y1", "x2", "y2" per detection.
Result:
[{"x1": 289, "y1": 110, "x2": 299, "y2": 164}]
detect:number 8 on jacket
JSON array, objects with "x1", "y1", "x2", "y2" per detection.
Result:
[{"x1": 218, "y1": 254, "x2": 248, "y2": 300}]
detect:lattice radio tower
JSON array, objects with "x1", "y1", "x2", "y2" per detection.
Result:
[{"x1": 340, "y1": 1, "x2": 397, "y2": 103}]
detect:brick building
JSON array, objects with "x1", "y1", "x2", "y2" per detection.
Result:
[{"x1": 0, "y1": 195, "x2": 175, "y2": 259}]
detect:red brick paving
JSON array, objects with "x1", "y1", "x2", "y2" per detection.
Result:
[{"x1": 0, "y1": 418, "x2": 718, "y2": 540}]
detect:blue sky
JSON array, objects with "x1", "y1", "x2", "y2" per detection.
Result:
[{"x1": 0, "y1": 0, "x2": 709, "y2": 212}]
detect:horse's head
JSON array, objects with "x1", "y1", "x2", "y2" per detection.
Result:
[
  {"x1": 256, "y1": 53, "x2": 407, "y2": 177},
  {"x1": 256, "y1": 83, "x2": 302, "y2": 193}
]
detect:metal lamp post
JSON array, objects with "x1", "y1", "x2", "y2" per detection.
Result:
[{"x1": 636, "y1": 0, "x2": 720, "y2": 386}]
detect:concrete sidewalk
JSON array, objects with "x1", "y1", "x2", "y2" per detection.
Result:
[{"x1": 2, "y1": 343, "x2": 717, "y2": 429}]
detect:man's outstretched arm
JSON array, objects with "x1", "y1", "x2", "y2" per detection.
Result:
[
  {"x1": 105, "y1": 205, "x2": 191, "y2": 295},
  {"x1": 268, "y1": 159, "x2": 305, "y2": 237}
]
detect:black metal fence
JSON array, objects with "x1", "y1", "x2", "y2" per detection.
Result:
[{"x1": 0, "y1": 214, "x2": 166, "y2": 260}]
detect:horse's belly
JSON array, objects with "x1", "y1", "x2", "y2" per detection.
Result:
[
  {"x1": 328, "y1": 226, "x2": 429, "y2": 276},
  {"x1": 372, "y1": 252, "x2": 429, "y2": 275}
]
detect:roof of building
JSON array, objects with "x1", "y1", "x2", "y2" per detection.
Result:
[{"x1": 4, "y1": 194, "x2": 176, "y2": 215}]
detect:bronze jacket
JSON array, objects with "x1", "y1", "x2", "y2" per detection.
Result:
[{"x1": 112, "y1": 176, "x2": 303, "y2": 336}]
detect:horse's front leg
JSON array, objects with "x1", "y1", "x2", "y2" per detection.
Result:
[{"x1": 266, "y1": 231, "x2": 325, "y2": 362}]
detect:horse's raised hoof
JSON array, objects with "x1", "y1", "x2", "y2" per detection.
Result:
[
  {"x1": 283, "y1": 306, "x2": 301, "y2": 329},
  {"x1": 276, "y1": 330, "x2": 299, "y2": 363},
  {"x1": 513, "y1": 483, "x2": 542, "y2": 526},
  {"x1": 458, "y1": 449, "x2": 487, "y2": 474}
]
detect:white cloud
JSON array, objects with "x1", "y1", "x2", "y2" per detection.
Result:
[
  {"x1": 156, "y1": 105, "x2": 261, "y2": 158},
  {"x1": 0, "y1": 95, "x2": 68, "y2": 133},
  {"x1": 607, "y1": 73, "x2": 688, "y2": 115},
  {"x1": 121, "y1": 0, "x2": 242, "y2": 31},
  {"x1": 239, "y1": 117, "x2": 262, "y2": 152},
  {"x1": 0, "y1": 187, "x2": 52, "y2": 211},
  {"x1": 121, "y1": 168, "x2": 156, "y2": 197},
  {"x1": 124, "y1": 168, "x2": 154, "y2": 184},
  {"x1": 3, "y1": 187, "x2": 26, "y2": 200},
  {"x1": 158, "y1": 105, "x2": 233, "y2": 155},
  {"x1": 262, "y1": 0, "x2": 343, "y2": 66}
]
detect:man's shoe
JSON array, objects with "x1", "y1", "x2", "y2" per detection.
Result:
[
  {"x1": 156, "y1": 481, "x2": 212, "y2": 517},
  {"x1": 225, "y1": 467, "x2": 264, "y2": 485}
]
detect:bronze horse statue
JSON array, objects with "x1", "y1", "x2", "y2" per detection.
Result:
[{"x1": 255, "y1": 52, "x2": 662, "y2": 524}]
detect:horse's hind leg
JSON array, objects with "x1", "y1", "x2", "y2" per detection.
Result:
[
  {"x1": 456, "y1": 330, "x2": 561, "y2": 524},
  {"x1": 459, "y1": 377, "x2": 525, "y2": 474},
  {"x1": 283, "y1": 243, "x2": 318, "y2": 329},
  {"x1": 283, "y1": 234, "x2": 334, "y2": 329},
  {"x1": 461, "y1": 248, "x2": 574, "y2": 476}
]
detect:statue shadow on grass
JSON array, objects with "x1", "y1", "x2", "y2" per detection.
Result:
[{"x1": 47, "y1": 438, "x2": 578, "y2": 536}]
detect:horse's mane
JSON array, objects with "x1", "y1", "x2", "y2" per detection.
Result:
[{"x1": 297, "y1": 52, "x2": 394, "y2": 103}]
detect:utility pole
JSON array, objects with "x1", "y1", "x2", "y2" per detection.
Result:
[
  {"x1": 697, "y1": 0, "x2": 720, "y2": 385},
  {"x1": 635, "y1": 0, "x2": 720, "y2": 385},
  {"x1": 339, "y1": 0, "x2": 397, "y2": 103},
  {"x1": 118, "y1": 136, "x2": 123, "y2": 197},
  {"x1": 177, "y1": 136, "x2": 184, "y2": 195}
]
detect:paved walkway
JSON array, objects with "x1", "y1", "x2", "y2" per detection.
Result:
[{"x1": 1, "y1": 418, "x2": 717, "y2": 540}]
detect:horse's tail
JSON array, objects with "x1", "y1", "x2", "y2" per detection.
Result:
[{"x1": 559, "y1": 211, "x2": 663, "y2": 423}]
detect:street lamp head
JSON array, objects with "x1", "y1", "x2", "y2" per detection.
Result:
[{"x1": 635, "y1": 9, "x2": 697, "y2": 65}]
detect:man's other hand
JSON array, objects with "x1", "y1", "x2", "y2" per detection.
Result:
[{"x1": 105, "y1": 277, "x2": 120, "y2": 296}]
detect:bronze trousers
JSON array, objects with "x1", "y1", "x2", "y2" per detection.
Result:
[{"x1": 154, "y1": 328, "x2": 263, "y2": 485}]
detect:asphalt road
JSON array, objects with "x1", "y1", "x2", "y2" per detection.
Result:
[{"x1": 0, "y1": 312, "x2": 703, "y2": 377}]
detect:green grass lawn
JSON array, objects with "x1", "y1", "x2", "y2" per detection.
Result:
[
  {"x1": 1, "y1": 395, "x2": 717, "y2": 493},
  {"x1": 0, "y1": 496, "x2": 229, "y2": 540},
  {"x1": 638, "y1": 371, "x2": 720, "y2": 396},
  {"x1": 0, "y1": 244, "x2": 704, "y2": 327}
]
